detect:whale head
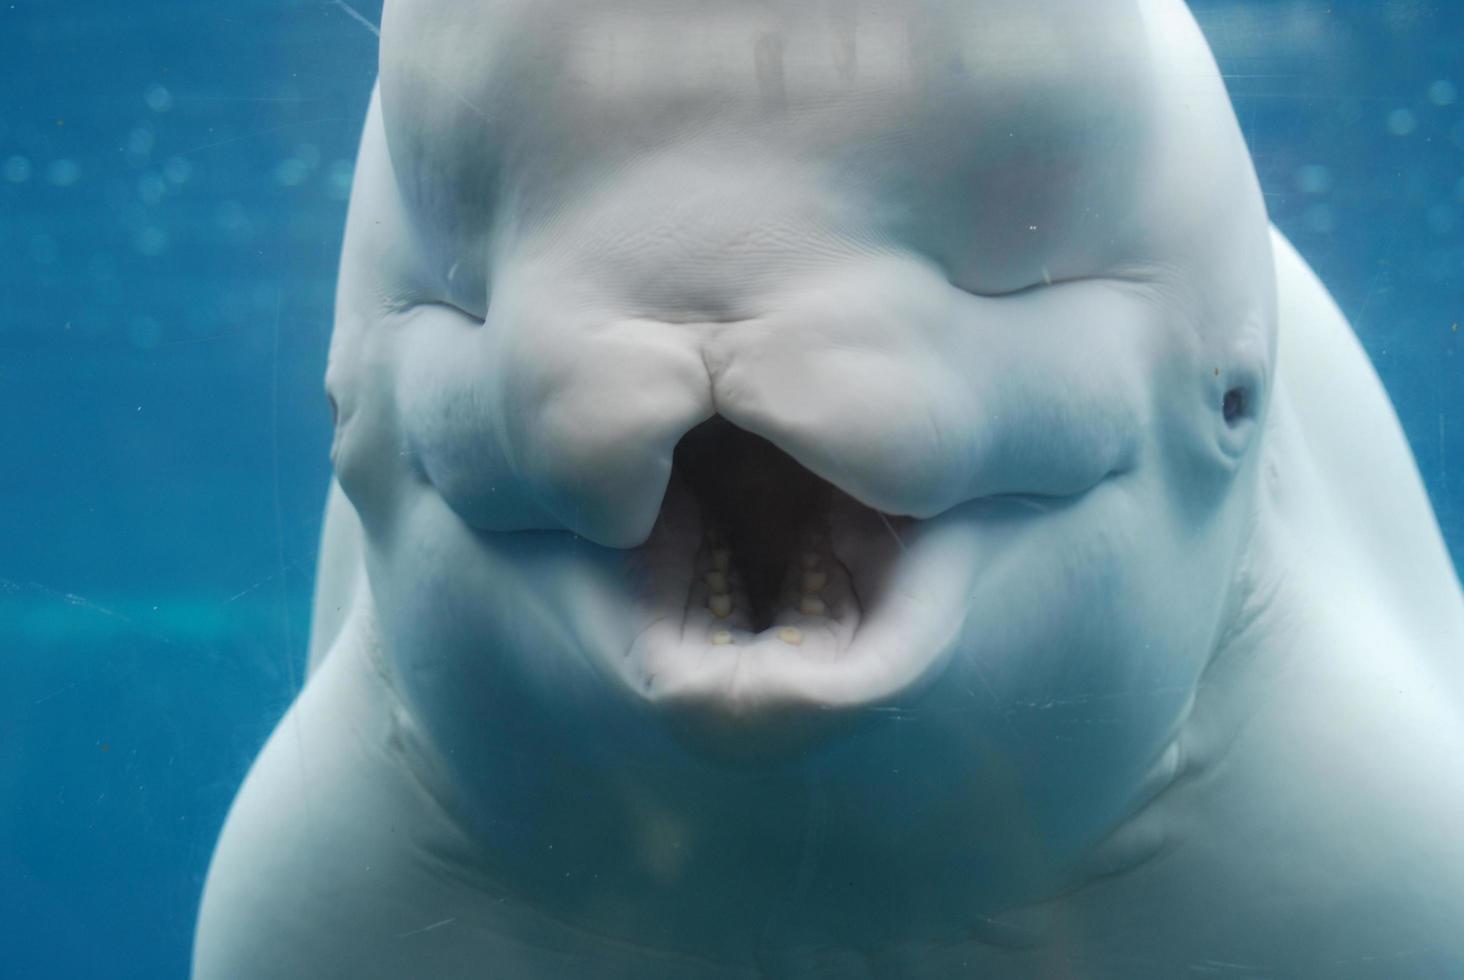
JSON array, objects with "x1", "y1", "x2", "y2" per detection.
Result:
[{"x1": 323, "y1": 0, "x2": 1277, "y2": 936}]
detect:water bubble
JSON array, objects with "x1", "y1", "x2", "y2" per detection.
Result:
[
  {"x1": 126, "y1": 126, "x2": 155, "y2": 165},
  {"x1": 1387, "y1": 108, "x2": 1417, "y2": 136},
  {"x1": 1303, "y1": 203, "x2": 1336, "y2": 235},
  {"x1": 216, "y1": 200, "x2": 253, "y2": 243},
  {"x1": 127, "y1": 316, "x2": 163, "y2": 350},
  {"x1": 162, "y1": 156, "x2": 193, "y2": 185},
  {"x1": 46, "y1": 159, "x2": 81, "y2": 186},
  {"x1": 135, "y1": 226, "x2": 169, "y2": 256},
  {"x1": 1295, "y1": 164, "x2": 1332, "y2": 195},
  {"x1": 3, "y1": 155, "x2": 31, "y2": 182},
  {"x1": 326, "y1": 159, "x2": 354, "y2": 200},
  {"x1": 138, "y1": 173, "x2": 167, "y2": 205},
  {"x1": 30, "y1": 235, "x2": 58, "y2": 265},
  {"x1": 1429, "y1": 80, "x2": 1458, "y2": 107},
  {"x1": 274, "y1": 157, "x2": 310, "y2": 186},
  {"x1": 144, "y1": 84, "x2": 173, "y2": 113}
]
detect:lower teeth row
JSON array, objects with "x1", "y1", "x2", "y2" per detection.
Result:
[{"x1": 711, "y1": 625, "x2": 803, "y2": 646}]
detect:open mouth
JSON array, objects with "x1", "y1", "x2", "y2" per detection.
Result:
[
  {"x1": 620, "y1": 416, "x2": 979, "y2": 726},
  {"x1": 673, "y1": 416, "x2": 864, "y2": 638}
]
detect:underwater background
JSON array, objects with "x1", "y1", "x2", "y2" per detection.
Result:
[{"x1": 1, "y1": 2, "x2": 1460, "y2": 977}]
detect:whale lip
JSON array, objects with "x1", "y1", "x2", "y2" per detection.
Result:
[{"x1": 599, "y1": 418, "x2": 979, "y2": 750}]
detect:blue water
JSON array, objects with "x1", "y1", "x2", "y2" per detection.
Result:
[{"x1": 1, "y1": 2, "x2": 1459, "y2": 977}]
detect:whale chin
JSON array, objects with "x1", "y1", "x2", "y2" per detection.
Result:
[{"x1": 600, "y1": 415, "x2": 979, "y2": 758}]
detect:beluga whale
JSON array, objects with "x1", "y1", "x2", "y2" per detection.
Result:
[{"x1": 195, "y1": 0, "x2": 1464, "y2": 975}]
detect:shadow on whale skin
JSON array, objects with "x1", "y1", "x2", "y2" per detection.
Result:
[{"x1": 195, "y1": 0, "x2": 1464, "y2": 976}]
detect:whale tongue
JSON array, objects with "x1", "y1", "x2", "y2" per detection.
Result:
[{"x1": 673, "y1": 417, "x2": 831, "y2": 630}]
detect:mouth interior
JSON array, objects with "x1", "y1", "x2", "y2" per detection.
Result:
[
  {"x1": 634, "y1": 417, "x2": 959, "y2": 716},
  {"x1": 672, "y1": 417, "x2": 847, "y2": 632}
]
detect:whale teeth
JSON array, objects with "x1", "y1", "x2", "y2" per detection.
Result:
[{"x1": 690, "y1": 515, "x2": 840, "y2": 639}]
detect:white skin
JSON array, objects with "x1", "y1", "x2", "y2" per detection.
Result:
[{"x1": 195, "y1": 1, "x2": 1464, "y2": 976}]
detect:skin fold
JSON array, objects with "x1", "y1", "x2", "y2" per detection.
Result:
[{"x1": 195, "y1": 1, "x2": 1464, "y2": 976}]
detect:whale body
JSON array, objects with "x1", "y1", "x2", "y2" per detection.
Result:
[{"x1": 195, "y1": 1, "x2": 1464, "y2": 976}]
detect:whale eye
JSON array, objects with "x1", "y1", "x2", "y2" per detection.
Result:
[
  {"x1": 327, "y1": 390, "x2": 340, "y2": 427},
  {"x1": 1222, "y1": 387, "x2": 1247, "y2": 425}
]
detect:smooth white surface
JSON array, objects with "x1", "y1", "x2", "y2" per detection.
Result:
[{"x1": 196, "y1": 1, "x2": 1464, "y2": 975}]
